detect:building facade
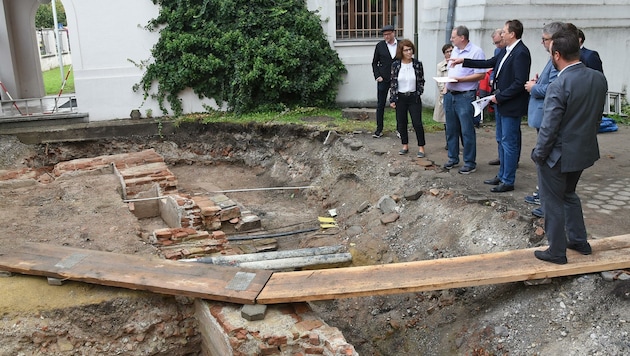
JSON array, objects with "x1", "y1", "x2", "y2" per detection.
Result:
[{"x1": 0, "y1": 0, "x2": 627, "y2": 121}]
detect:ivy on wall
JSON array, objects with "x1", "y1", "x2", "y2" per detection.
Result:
[{"x1": 135, "y1": 0, "x2": 347, "y2": 116}]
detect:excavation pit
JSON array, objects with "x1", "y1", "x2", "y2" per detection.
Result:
[{"x1": 1, "y1": 122, "x2": 629, "y2": 355}]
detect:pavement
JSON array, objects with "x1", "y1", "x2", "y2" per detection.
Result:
[{"x1": 362, "y1": 122, "x2": 630, "y2": 240}]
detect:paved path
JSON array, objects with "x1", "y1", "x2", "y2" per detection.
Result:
[{"x1": 361, "y1": 123, "x2": 630, "y2": 239}]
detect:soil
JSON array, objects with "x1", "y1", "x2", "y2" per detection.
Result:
[{"x1": 0, "y1": 120, "x2": 629, "y2": 355}]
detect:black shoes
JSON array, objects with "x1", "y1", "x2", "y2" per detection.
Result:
[
  {"x1": 458, "y1": 166, "x2": 476, "y2": 175},
  {"x1": 567, "y1": 242, "x2": 592, "y2": 255},
  {"x1": 532, "y1": 208, "x2": 544, "y2": 218},
  {"x1": 484, "y1": 176, "x2": 501, "y2": 185},
  {"x1": 372, "y1": 131, "x2": 383, "y2": 138},
  {"x1": 491, "y1": 183, "x2": 515, "y2": 193},
  {"x1": 488, "y1": 158, "x2": 500, "y2": 165},
  {"x1": 443, "y1": 160, "x2": 459, "y2": 169},
  {"x1": 534, "y1": 249, "x2": 568, "y2": 265}
]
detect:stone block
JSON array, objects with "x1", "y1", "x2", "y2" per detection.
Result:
[
  {"x1": 219, "y1": 206, "x2": 241, "y2": 222},
  {"x1": 241, "y1": 304, "x2": 267, "y2": 321},
  {"x1": 404, "y1": 189, "x2": 424, "y2": 201},
  {"x1": 235, "y1": 214, "x2": 262, "y2": 231},
  {"x1": 356, "y1": 201, "x2": 370, "y2": 213},
  {"x1": 47, "y1": 277, "x2": 64, "y2": 286},
  {"x1": 380, "y1": 212, "x2": 400, "y2": 224},
  {"x1": 377, "y1": 195, "x2": 397, "y2": 214}
]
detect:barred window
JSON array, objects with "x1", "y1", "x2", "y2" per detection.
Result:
[{"x1": 336, "y1": 0, "x2": 403, "y2": 40}]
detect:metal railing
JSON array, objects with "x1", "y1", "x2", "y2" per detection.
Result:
[{"x1": 0, "y1": 95, "x2": 77, "y2": 118}]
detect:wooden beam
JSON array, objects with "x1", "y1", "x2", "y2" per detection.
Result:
[
  {"x1": 1, "y1": 236, "x2": 629, "y2": 306},
  {"x1": 0, "y1": 243, "x2": 271, "y2": 305},
  {"x1": 255, "y1": 234, "x2": 630, "y2": 304}
]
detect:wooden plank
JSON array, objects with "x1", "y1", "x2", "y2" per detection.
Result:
[
  {"x1": 0, "y1": 243, "x2": 272, "y2": 305},
  {"x1": 256, "y1": 234, "x2": 630, "y2": 304}
]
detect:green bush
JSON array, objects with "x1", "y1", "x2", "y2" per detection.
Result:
[{"x1": 136, "y1": 0, "x2": 346, "y2": 116}]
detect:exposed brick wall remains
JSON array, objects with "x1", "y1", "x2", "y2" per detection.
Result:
[
  {"x1": 2, "y1": 149, "x2": 358, "y2": 354},
  {"x1": 199, "y1": 301, "x2": 357, "y2": 356}
]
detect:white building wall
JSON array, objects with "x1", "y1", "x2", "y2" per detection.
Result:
[
  {"x1": 58, "y1": 0, "x2": 629, "y2": 120},
  {"x1": 64, "y1": 0, "x2": 217, "y2": 121},
  {"x1": 309, "y1": 0, "x2": 629, "y2": 109}
]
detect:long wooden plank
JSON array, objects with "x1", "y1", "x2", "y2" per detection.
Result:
[
  {"x1": 256, "y1": 234, "x2": 630, "y2": 304},
  {"x1": 0, "y1": 243, "x2": 272, "y2": 305}
]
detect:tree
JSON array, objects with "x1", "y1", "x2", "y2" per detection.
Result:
[
  {"x1": 136, "y1": 0, "x2": 346, "y2": 116},
  {"x1": 35, "y1": 2, "x2": 67, "y2": 29}
]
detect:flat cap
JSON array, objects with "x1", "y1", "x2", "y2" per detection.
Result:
[{"x1": 380, "y1": 25, "x2": 395, "y2": 33}]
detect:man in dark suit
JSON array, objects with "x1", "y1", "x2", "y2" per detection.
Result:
[
  {"x1": 452, "y1": 19, "x2": 531, "y2": 192},
  {"x1": 531, "y1": 27, "x2": 608, "y2": 264},
  {"x1": 577, "y1": 29, "x2": 604, "y2": 73},
  {"x1": 371, "y1": 25, "x2": 398, "y2": 138}
]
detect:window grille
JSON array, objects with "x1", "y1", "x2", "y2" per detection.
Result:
[{"x1": 336, "y1": 0, "x2": 403, "y2": 40}]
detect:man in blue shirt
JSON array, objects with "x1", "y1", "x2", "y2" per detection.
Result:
[{"x1": 443, "y1": 25, "x2": 486, "y2": 175}]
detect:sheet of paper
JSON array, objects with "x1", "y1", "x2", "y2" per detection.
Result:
[
  {"x1": 432, "y1": 76, "x2": 457, "y2": 83},
  {"x1": 472, "y1": 96, "x2": 493, "y2": 117}
]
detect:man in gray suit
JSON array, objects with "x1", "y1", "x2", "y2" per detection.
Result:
[{"x1": 531, "y1": 26, "x2": 608, "y2": 264}]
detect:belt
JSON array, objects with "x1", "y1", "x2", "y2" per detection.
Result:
[
  {"x1": 399, "y1": 91, "x2": 417, "y2": 96},
  {"x1": 447, "y1": 90, "x2": 475, "y2": 95}
]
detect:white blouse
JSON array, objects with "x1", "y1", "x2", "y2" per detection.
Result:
[{"x1": 397, "y1": 62, "x2": 416, "y2": 93}]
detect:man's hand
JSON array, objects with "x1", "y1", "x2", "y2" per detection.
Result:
[
  {"x1": 390, "y1": 102, "x2": 396, "y2": 109},
  {"x1": 524, "y1": 73, "x2": 538, "y2": 93},
  {"x1": 376, "y1": 76, "x2": 383, "y2": 82},
  {"x1": 448, "y1": 58, "x2": 464, "y2": 67},
  {"x1": 530, "y1": 149, "x2": 545, "y2": 165},
  {"x1": 524, "y1": 79, "x2": 536, "y2": 93}
]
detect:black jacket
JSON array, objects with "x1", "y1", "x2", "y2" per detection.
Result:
[{"x1": 372, "y1": 40, "x2": 396, "y2": 81}]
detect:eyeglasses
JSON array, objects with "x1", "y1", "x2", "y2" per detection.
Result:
[
  {"x1": 541, "y1": 37, "x2": 552, "y2": 43},
  {"x1": 493, "y1": 41, "x2": 502, "y2": 45},
  {"x1": 403, "y1": 48, "x2": 414, "y2": 52}
]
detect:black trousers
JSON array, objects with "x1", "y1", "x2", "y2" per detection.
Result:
[
  {"x1": 376, "y1": 80, "x2": 390, "y2": 132},
  {"x1": 395, "y1": 94, "x2": 425, "y2": 146}
]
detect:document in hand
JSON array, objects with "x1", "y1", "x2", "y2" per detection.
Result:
[
  {"x1": 433, "y1": 77, "x2": 457, "y2": 83},
  {"x1": 472, "y1": 96, "x2": 493, "y2": 117}
]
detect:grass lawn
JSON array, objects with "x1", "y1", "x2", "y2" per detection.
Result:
[
  {"x1": 180, "y1": 106, "x2": 445, "y2": 135},
  {"x1": 42, "y1": 65, "x2": 75, "y2": 95}
]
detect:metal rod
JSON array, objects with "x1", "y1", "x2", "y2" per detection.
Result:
[
  {"x1": 123, "y1": 196, "x2": 168, "y2": 203},
  {"x1": 211, "y1": 186, "x2": 314, "y2": 193}
]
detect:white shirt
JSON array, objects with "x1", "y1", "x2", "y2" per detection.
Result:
[
  {"x1": 397, "y1": 62, "x2": 416, "y2": 93},
  {"x1": 387, "y1": 40, "x2": 398, "y2": 59},
  {"x1": 496, "y1": 39, "x2": 521, "y2": 77}
]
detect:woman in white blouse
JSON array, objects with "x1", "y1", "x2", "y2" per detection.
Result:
[{"x1": 389, "y1": 39, "x2": 426, "y2": 157}]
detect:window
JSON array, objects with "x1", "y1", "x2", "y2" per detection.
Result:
[{"x1": 336, "y1": 0, "x2": 403, "y2": 40}]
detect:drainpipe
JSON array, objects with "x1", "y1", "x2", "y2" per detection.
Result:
[
  {"x1": 414, "y1": 0, "x2": 419, "y2": 50},
  {"x1": 445, "y1": 0, "x2": 457, "y2": 44}
]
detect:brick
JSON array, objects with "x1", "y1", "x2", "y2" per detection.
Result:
[
  {"x1": 304, "y1": 347, "x2": 324, "y2": 354},
  {"x1": 219, "y1": 206, "x2": 241, "y2": 221},
  {"x1": 260, "y1": 346, "x2": 280, "y2": 356},
  {"x1": 201, "y1": 206, "x2": 221, "y2": 216},
  {"x1": 265, "y1": 335, "x2": 287, "y2": 346},
  {"x1": 295, "y1": 320, "x2": 323, "y2": 332}
]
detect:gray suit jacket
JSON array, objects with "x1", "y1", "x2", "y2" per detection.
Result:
[
  {"x1": 532, "y1": 63, "x2": 608, "y2": 172},
  {"x1": 527, "y1": 59, "x2": 558, "y2": 129}
]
